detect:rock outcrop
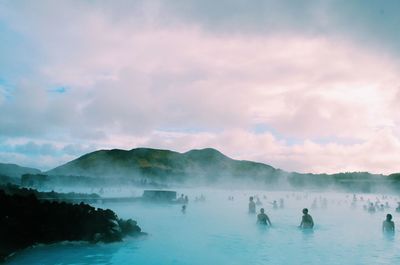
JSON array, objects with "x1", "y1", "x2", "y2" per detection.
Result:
[{"x1": 0, "y1": 188, "x2": 144, "y2": 262}]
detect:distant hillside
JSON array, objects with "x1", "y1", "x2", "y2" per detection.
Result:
[
  {"x1": 46, "y1": 148, "x2": 283, "y2": 185},
  {"x1": 0, "y1": 163, "x2": 41, "y2": 181},
  {"x1": 28, "y1": 147, "x2": 397, "y2": 192}
]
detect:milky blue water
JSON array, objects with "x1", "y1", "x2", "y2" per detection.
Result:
[{"x1": 5, "y1": 189, "x2": 400, "y2": 265}]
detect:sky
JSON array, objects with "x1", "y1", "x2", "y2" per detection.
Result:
[{"x1": 1, "y1": 0, "x2": 400, "y2": 174}]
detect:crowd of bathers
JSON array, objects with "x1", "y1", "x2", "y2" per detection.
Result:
[{"x1": 247, "y1": 195, "x2": 395, "y2": 233}]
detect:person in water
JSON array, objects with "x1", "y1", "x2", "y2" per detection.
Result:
[
  {"x1": 249, "y1": 196, "x2": 256, "y2": 214},
  {"x1": 257, "y1": 208, "x2": 272, "y2": 226},
  {"x1": 382, "y1": 214, "x2": 395, "y2": 233},
  {"x1": 299, "y1": 208, "x2": 314, "y2": 229},
  {"x1": 396, "y1": 202, "x2": 400, "y2": 212},
  {"x1": 368, "y1": 203, "x2": 376, "y2": 213},
  {"x1": 181, "y1": 205, "x2": 186, "y2": 214}
]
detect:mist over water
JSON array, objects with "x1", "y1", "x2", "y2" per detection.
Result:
[{"x1": 6, "y1": 187, "x2": 400, "y2": 265}]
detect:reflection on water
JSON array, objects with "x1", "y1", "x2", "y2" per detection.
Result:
[
  {"x1": 7, "y1": 242, "x2": 119, "y2": 265},
  {"x1": 6, "y1": 189, "x2": 400, "y2": 265},
  {"x1": 383, "y1": 232, "x2": 395, "y2": 242},
  {"x1": 300, "y1": 227, "x2": 314, "y2": 242}
]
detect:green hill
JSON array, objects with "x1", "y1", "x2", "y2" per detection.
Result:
[
  {"x1": 45, "y1": 148, "x2": 283, "y2": 185},
  {"x1": 0, "y1": 163, "x2": 41, "y2": 184},
  {"x1": 19, "y1": 147, "x2": 393, "y2": 192}
]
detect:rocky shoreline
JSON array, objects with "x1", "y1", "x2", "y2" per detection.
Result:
[{"x1": 0, "y1": 187, "x2": 144, "y2": 262}]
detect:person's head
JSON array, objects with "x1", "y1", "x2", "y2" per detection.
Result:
[
  {"x1": 260, "y1": 208, "x2": 265, "y2": 213},
  {"x1": 249, "y1": 196, "x2": 254, "y2": 201},
  {"x1": 386, "y1": 214, "x2": 392, "y2": 221},
  {"x1": 302, "y1": 208, "x2": 308, "y2": 214}
]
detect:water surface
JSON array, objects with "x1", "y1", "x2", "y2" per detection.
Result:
[{"x1": 6, "y1": 189, "x2": 400, "y2": 265}]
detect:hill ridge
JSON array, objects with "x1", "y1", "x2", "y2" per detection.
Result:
[
  {"x1": 18, "y1": 147, "x2": 397, "y2": 192},
  {"x1": 45, "y1": 147, "x2": 280, "y2": 184}
]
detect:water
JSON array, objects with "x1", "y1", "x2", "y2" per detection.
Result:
[{"x1": 6, "y1": 189, "x2": 400, "y2": 265}]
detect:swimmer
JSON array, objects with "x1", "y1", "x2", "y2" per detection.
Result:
[
  {"x1": 257, "y1": 208, "x2": 272, "y2": 226},
  {"x1": 272, "y1": 200, "x2": 278, "y2": 209},
  {"x1": 299, "y1": 208, "x2": 314, "y2": 229},
  {"x1": 382, "y1": 214, "x2": 395, "y2": 234},
  {"x1": 311, "y1": 199, "x2": 317, "y2": 209},
  {"x1": 200, "y1": 194, "x2": 206, "y2": 202},
  {"x1": 396, "y1": 202, "x2": 400, "y2": 212},
  {"x1": 181, "y1": 205, "x2": 186, "y2": 213},
  {"x1": 249, "y1": 196, "x2": 256, "y2": 214},
  {"x1": 178, "y1": 194, "x2": 185, "y2": 203},
  {"x1": 368, "y1": 203, "x2": 376, "y2": 213}
]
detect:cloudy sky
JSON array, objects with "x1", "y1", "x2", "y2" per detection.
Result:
[{"x1": 1, "y1": 0, "x2": 400, "y2": 174}]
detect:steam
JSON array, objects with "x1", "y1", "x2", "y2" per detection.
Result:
[
  {"x1": 15, "y1": 147, "x2": 399, "y2": 195},
  {"x1": 8, "y1": 185, "x2": 399, "y2": 265}
]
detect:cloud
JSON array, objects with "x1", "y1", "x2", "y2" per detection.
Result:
[
  {"x1": 139, "y1": 128, "x2": 400, "y2": 175},
  {"x1": 17, "y1": 25, "x2": 398, "y2": 139},
  {"x1": 0, "y1": 1, "x2": 399, "y2": 173},
  {"x1": 0, "y1": 139, "x2": 97, "y2": 170}
]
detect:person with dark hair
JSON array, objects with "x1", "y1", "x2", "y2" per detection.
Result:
[
  {"x1": 248, "y1": 196, "x2": 256, "y2": 214},
  {"x1": 382, "y1": 214, "x2": 395, "y2": 234},
  {"x1": 299, "y1": 208, "x2": 314, "y2": 229},
  {"x1": 368, "y1": 203, "x2": 376, "y2": 213},
  {"x1": 257, "y1": 208, "x2": 271, "y2": 226}
]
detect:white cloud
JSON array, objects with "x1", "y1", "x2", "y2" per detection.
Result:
[
  {"x1": 32, "y1": 28, "x2": 400, "y2": 138},
  {"x1": 0, "y1": 1, "x2": 400, "y2": 173},
  {"x1": 138, "y1": 128, "x2": 400, "y2": 175}
]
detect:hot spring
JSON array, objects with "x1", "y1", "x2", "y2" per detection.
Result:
[{"x1": 5, "y1": 188, "x2": 400, "y2": 265}]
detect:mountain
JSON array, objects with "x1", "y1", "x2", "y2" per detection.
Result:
[
  {"x1": 20, "y1": 147, "x2": 394, "y2": 192},
  {"x1": 0, "y1": 163, "x2": 41, "y2": 185},
  {"x1": 0, "y1": 163, "x2": 41, "y2": 179},
  {"x1": 45, "y1": 148, "x2": 283, "y2": 185}
]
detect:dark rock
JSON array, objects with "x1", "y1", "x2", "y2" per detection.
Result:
[
  {"x1": 0, "y1": 187, "x2": 143, "y2": 262},
  {"x1": 0, "y1": 183, "x2": 101, "y2": 202}
]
